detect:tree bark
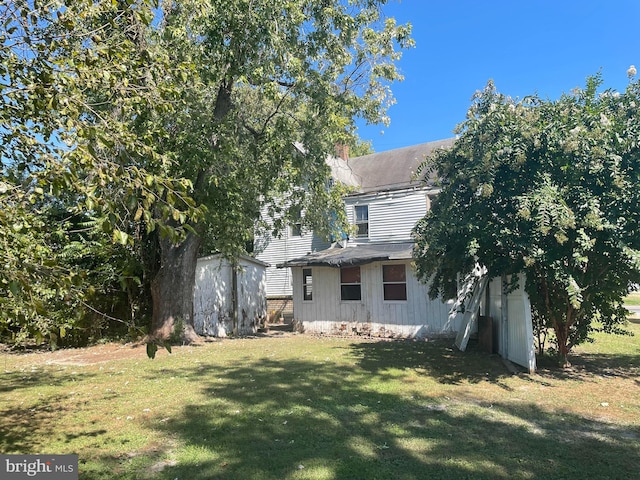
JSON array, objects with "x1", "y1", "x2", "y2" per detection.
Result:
[
  {"x1": 150, "y1": 230, "x2": 202, "y2": 343},
  {"x1": 553, "y1": 320, "x2": 571, "y2": 368}
]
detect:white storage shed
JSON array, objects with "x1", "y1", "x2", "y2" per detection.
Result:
[{"x1": 194, "y1": 254, "x2": 269, "y2": 337}]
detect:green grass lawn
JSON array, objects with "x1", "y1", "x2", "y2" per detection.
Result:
[
  {"x1": 625, "y1": 291, "x2": 640, "y2": 307},
  {"x1": 1, "y1": 324, "x2": 639, "y2": 480}
]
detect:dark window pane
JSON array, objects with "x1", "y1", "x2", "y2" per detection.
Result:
[
  {"x1": 383, "y1": 264, "x2": 406, "y2": 282},
  {"x1": 341, "y1": 284, "x2": 362, "y2": 301},
  {"x1": 355, "y1": 205, "x2": 368, "y2": 222},
  {"x1": 304, "y1": 285, "x2": 313, "y2": 301},
  {"x1": 340, "y1": 266, "x2": 361, "y2": 284},
  {"x1": 303, "y1": 268, "x2": 312, "y2": 301},
  {"x1": 355, "y1": 206, "x2": 368, "y2": 238},
  {"x1": 384, "y1": 283, "x2": 407, "y2": 301},
  {"x1": 291, "y1": 223, "x2": 302, "y2": 236},
  {"x1": 303, "y1": 268, "x2": 312, "y2": 282}
]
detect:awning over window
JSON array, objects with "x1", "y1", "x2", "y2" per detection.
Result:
[{"x1": 277, "y1": 242, "x2": 414, "y2": 268}]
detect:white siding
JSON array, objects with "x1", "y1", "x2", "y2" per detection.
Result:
[
  {"x1": 194, "y1": 255, "x2": 267, "y2": 337},
  {"x1": 346, "y1": 189, "x2": 431, "y2": 244},
  {"x1": 255, "y1": 227, "x2": 330, "y2": 297},
  {"x1": 291, "y1": 261, "x2": 461, "y2": 338},
  {"x1": 254, "y1": 208, "x2": 330, "y2": 298},
  {"x1": 505, "y1": 274, "x2": 536, "y2": 372},
  {"x1": 194, "y1": 258, "x2": 231, "y2": 336},
  {"x1": 486, "y1": 274, "x2": 536, "y2": 372}
]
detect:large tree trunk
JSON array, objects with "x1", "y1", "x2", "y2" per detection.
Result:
[{"x1": 150, "y1": 231, "x2": 202, "y2": 343}]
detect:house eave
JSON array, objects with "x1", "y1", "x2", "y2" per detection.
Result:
[
  {"x1": 277, "y1": 242, "x2": 414, "y2": 268},
  {"x1": 344, "y1": 184, "x2": 441, "y2": 200}
]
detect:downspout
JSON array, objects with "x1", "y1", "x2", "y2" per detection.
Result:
[
  {"x1": 501, "y1": 274, "x2": 509, "y2": 358},
  {"x1": 232, "y1": 261, "x2": 239, "y2": 336}
]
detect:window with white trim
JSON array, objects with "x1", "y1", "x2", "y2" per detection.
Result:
[
  {"x1": 355, "y1": 205, "x2": 369, "y2": 238},
  {"x1": 340, "y1": 266, "x2": 361, "y2": 301},
  {"x1": 383, "y1": 264, "x2": 407, "y2": 301}
]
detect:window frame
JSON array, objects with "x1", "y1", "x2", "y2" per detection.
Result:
[
  {"x1": 354, "y1": 205, "x2": 369, "y2": 238},
  {"x1": 302, "y1": 268, "x2": 313, "y2": 302},
  {"x1": 290, "y1": 222, "x2": 303, "y2": 237},
  {"x1": 382, "y1": 263, "x2": 407, "y2": 302},
  {"x1": 340, "y1": 266, "x2": 362, "y2": 301}
]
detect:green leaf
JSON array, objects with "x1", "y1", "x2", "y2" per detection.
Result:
[
  {"x1": 112, "y1": 229, "x2": 129, "y2": 246},
  {"x1": 146, "y1": 342, "x2": 158, "y2": 359},
  {"x1": 8, "y1": 280, "x2": 21, "y2": 296}
]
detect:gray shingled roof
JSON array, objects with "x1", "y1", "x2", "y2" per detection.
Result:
[{"x1": 346, "y1": 138, "x2": 455, "y2": 193}]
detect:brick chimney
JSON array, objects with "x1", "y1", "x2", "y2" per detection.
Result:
[{"x1": 335, "y1": 144, "x2": 349, "y2": 161}]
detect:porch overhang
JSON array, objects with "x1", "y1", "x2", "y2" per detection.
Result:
[{"x1": 277, "y1": 242, "x2": 414, "y2": 268}]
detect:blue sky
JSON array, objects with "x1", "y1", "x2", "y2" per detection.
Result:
[{"x1": 356, "y1": 0, "x2": 640, "y2": 152}]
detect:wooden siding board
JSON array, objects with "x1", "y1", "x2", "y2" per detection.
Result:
[
  {"x1": 293, "y1": 261, "x2": 458, "y2": 338},
  {"x1": 194, "y1": 256, "x2": 267, "y2": 337},
  {"x1": 346, "y1": 191, "x2": 428, "y2": 244},
  {"x1": 505, "y1": 274, "x2": 536, "y2": 372},
  {"x1": 256, "y1": 228, "x2": 330, "y2": 297},
  {"x1": 255, "y1": 206, "x2": 330, "y2": 298},
  {"x1": 484, "y1": 275, "x2": 536, "y2": 372}
]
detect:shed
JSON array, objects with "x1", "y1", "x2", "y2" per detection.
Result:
[{"x1": 194, "y1": 254, "x2": 269, "y2": 337}]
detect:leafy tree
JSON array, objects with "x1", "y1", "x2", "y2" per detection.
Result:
[
  {"x1": 414, "y1": 76, "x2": 640, "y2": 367},
  {"x1": 1, "y1": 0, "x2": 202, "y2": 347},
  {"x1": 1, "y1": 0, "x2": 412, "y2": 346},
  {"x1": 145, "y1": 0, "x2": 413, "y2": 341}
]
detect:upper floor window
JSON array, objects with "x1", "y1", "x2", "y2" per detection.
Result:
[
  {"x1": 340, "y1": 266, "x2": 361, "y2": 301},
  {"x1": 302, "y1": 268, "x2": 313, "y2": 301},
  {"x1": 290, "y1": 223, "x2": 302, "y2": 237},
  {"x1": 355, "y1": 205, "x2": 369, "y2": 238},
  {"x1": 383, "y1": 264, "x2": 407, "y2": 301}
]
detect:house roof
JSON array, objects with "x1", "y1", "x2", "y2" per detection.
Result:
[
  {"x1": 345, "y1": 138, "x2": 455, "y2": 193},
  {"x1": 278, "y1": 242, "x2": 414, "y2": 268}
]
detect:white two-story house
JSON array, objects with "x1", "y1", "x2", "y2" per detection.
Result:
[
  {"x1": 278, "y1": 139, "x2": 464, "y2": 337},
  {"x1": 256, "y1": 138, "x2": 459, "y2": 335}
]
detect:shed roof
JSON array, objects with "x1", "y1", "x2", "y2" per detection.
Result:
[
  {"x1": 345, "y1": 138, "x2": 455, "y2": 193},
  {"x1": 278, "y1": 242, "x2": 413, "y2": 268},
  {"x1": 197, "y1": 253, "x2": 270, "y2": 268}
]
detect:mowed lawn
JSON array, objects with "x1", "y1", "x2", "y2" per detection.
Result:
[{"x1": 1, "y1": 323, "x2": 639, "y2": 480}]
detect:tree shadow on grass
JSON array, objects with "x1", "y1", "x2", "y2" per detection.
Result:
[
  {"x1": 0, "y1": 393, "x2": 98, "y2": 453},
  {"x1": 349, "y1": 335, "x2": 640, "y2": 385},
  {"x1": 347, "y1": 338, "x2": 515, "y2": 388},
  {"x1": 534, "y1": 351, "x2": 640, "y2": 382},
  {"x1": 0, "y1": 368, "x2": 97, "y2": 394},
  {"x1": 133, "y1": 348, "x2": 639, "y2": 480}
]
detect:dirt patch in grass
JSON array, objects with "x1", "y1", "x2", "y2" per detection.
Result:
[
  {"x1": 0, "y1": 342, "x2": 171, "y2": 367},
  {"x1": 0, "y1": 331, "x2": 298, "y2": 367}
]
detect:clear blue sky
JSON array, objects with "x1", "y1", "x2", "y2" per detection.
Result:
[{"x1": 356, "y1": 0, "x2": 640, "y2": 152}]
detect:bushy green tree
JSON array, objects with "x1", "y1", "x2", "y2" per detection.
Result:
[
  {"x1": 1, "y1": 0, "x2": 199, "y2": 348},
  {"x1": 1, "y1": 0, "x2": 412, "y2": 347},
  {"x1": 414, "y1": 75, "x2": 640, "y2": 367},
  {"x1": 144, "y1": 0, "x2": 413, "y2": 341}
]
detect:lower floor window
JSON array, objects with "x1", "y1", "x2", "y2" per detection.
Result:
[
  {"x1": 340, "y1": 266, "x2": 361, "y2": 301},
  {"x1": 303, "y1": 268, "x2": 313, "y2": 301},
  {"x1": 383, "y1": 264, "x2": 407, "y2": 301}
]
